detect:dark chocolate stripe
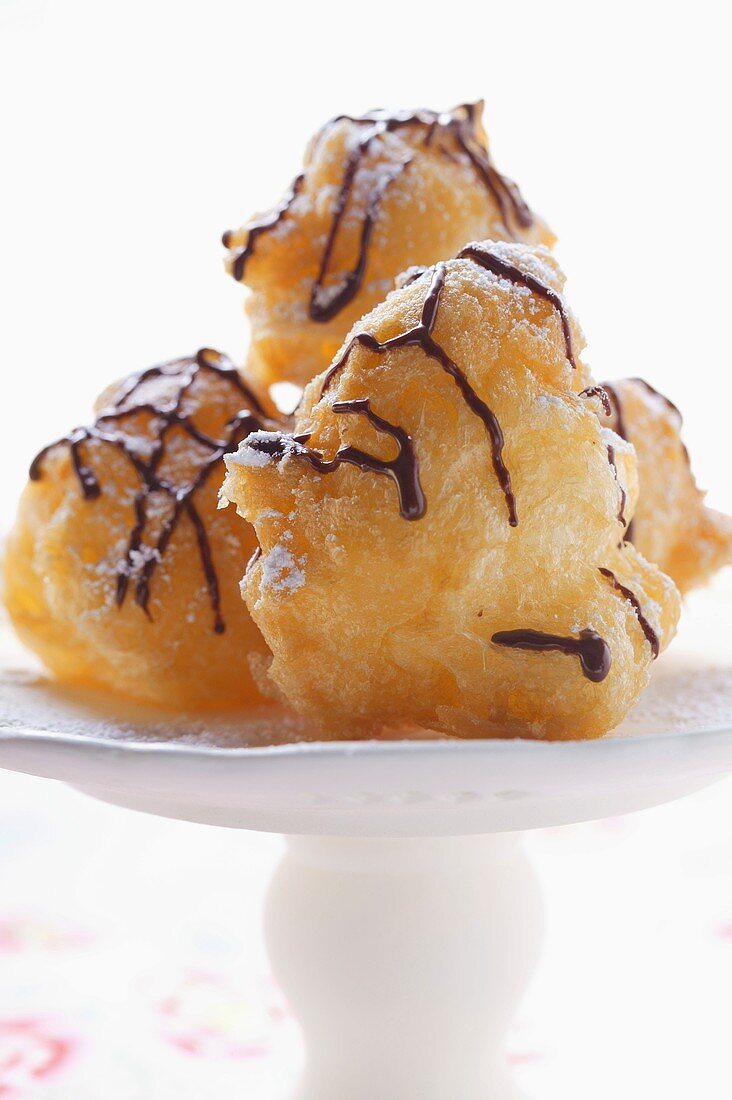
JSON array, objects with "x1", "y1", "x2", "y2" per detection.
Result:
[
  {"x1": 319, "y1": 262, "x2": 517, "y2": 525},
  {"x1": 310, "y1": 141, "x2": 413, "y2": 322},
  {"x1": 626, "y1": 377, "x2": 690, "y2": 465},
  {"x1": 580, "y1": 385, "x2": 612, "y2": 417},
  {"x1": 246, "y1": 398, "x2": 425, "y2": 521},
  {"x1": 600, "y1": 382, "x2": 634, "y2": 542},
  {"x1": 627, "y1": 377, "x2": 683, "y2": 422},
  {"x1": 454, "y1": 102, "x2": 533, "y2": 231},
  {"x1": 224, "y1": 104, "x2": 536, "y2": 322},
  {"x1": 458, "y1": 244, "x2": 576, "y2": 369},
  {"x1": 601, "y1": 382, "x2": 629, "y2": 442},
  {"x1": 492, "y1": 628, "x2": 611, "y2": 683},
  {"x1": 224, "y1": 174, "x2": 305, "y2": 282},
  {"x1": 599, "y1": 567, "x2": 659, "y2": 658},
  {"x1": 606, "y1": 444, "x2": 628, "y2": 527},
  {"x1": 30, "y1": 350, "x2": 273, "y2": 632}
]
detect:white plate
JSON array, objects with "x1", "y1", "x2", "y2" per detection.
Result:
[{"x1": 1, "y1": 580, "x2": 731, "y2": 836}]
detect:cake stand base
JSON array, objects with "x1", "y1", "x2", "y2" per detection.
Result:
[
  {"x1": 266, "y1": 833, "x2": 542, "y2": 1100},
  {"x1": 2, "y1": 586, "x2": 732, "y2": 1097}
]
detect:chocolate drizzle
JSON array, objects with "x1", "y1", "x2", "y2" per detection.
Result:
[
  {"x1": 224, "y1": 174, "x2": 305, "y2": 282},
  {"x1": 492, "y1": 628, "x2": 612, "y2": 683},
  {"x1": 601, "y1": 383, "x2": 629, "y2": 443},
  {"x1": 600, "y1": 382, "x2": 634, "y2": 542},
  {"x1": 606, "y1": 444, "x2": 628, "y2": 527},
  {"x1": 599, "y1": 567, "x2": 660, "y2": 658},
  {"x1": 627, "y1": 376, "x2": 690, "y2": 464},
  {"x1": 456, "y1": 102, "x2": 534, "y2": 231},
  {"x1": 627, "y1": 377, "x2": 683, "y2": 422},
  {"x1": 458, "y1": 244, "x2": 576, "y2": 369},
  {"x1": 224, "y1": 103, "x2": 536, "y2": 324},
  {"x1": 580, "y1": 387, "x2": 628, "y2": 527},
  {"x1": 319, "y1": 262, "x2": 517, "y2": 525},
  {"x1": 309, "y1": 127, "x2": 414, "y2": 321},
  {"x1": 30, "y1": 349, "x2": 270, "y2": 633},
  {"x1": 580, "y1": 385, "x2": 612, "y2": 417},
  {"x1": 245, "y1": 398, "x2": 425, "y2": 520}
]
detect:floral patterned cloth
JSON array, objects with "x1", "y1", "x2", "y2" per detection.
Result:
[{"x1": 0, "y1": 767, "x2": 731, "y2": 1098}]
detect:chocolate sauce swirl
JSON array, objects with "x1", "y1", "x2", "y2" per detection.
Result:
[
  {"x1": 599, "y1": 567, "x2": 659, "y2": 658},
  {"x1": 224, "y1": 103, "x2": 536, "y2": 325},
  {"x1": 458, "y1": 244, "x2": 576, "y2": 369},
  {"x1": 245, "y1": 398, "x2": 425, "y2": 520},
  {"x1": 492, "y1": 628, "x2": 612, "y2": 683},
  {"x1": 319, "y1": 262, "x2": 517, "y2": 525},
  {"x1": 30, "y1": 349, "x2": 271, "y2": 633}
]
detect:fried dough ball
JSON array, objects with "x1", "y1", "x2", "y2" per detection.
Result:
[
  {"x1": 223, "y1": 102, "x2": 554, "y2": 389},
  {"x1": 223, "y1": 242, "x2": 681, "y2": 740},
  {"x1": 594, "y1": 378, "x2": 732, "y2": 593},
  {"x1": 4, "y1": 349, "x2": 277, "y2": 710}
]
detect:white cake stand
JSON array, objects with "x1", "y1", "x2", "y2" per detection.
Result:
[{"x1": 1, "y1": 581, "x2": 731, "y2": 1100}]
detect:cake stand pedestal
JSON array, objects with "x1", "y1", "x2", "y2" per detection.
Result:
[
  {"x1": 267, "y1": 832, "x2": 540, "y2": 1100},
  {"x1": 2, "y1": 706, "x2": 732, "y2": 1099},
  {"x1": 2, "y1": 579, "x2": 732, "y2": 1099}
]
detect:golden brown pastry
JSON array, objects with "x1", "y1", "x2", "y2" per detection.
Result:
[
  {"x1": 587, "y1": 378, "x2": 732, "y2": 593},
  {"x1": 4, "y1": 349, "x2": 277, "y2": 710},
  {"x1": 222, "y1": 241, "x2": 680, "y2": 740},
  {"x1": 223, "y1": 102, "x2": 553, "y2": 389}
]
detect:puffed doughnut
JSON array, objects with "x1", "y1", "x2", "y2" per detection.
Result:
[
  {"x1": 223, "y1": 103, "x2": 553, "y2": 388},
  {"x1": 222, "y1": 242, "x2": 680, "y2": 740},
  {"x1": 4, "y1": 349, "x2": 277, "y2": 710},
  {"x1": 593, "y1": 377, "x2": 732, "y2": 593}
]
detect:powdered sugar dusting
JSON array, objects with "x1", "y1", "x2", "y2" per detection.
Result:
[
  {"x1": 600, "y1": 426, "x2": 634, "y2": 458},
  {"x1": 463, "y1": 239, "x2": 560, "y2": 291},
  {"x1": 224, "y1": 437, "x2": 274, "y2": 469},
  {"x1": 259, "y1": 544, "x2": 306, "y2": 597}
]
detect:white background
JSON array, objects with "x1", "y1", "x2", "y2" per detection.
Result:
[
  {"x1": 1, "y1": 1, "x2": 731, "y2": 1097},
  {"x1": 1, "y1": 0, "x2": 731, "y2": 515}
]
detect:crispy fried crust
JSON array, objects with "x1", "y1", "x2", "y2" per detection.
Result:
[{"x1": 223, "y1": 243, "x2": 681, "y2": 740}]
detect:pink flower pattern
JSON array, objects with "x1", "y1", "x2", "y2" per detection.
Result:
[
  {"x1": 0, "y1": 1020, "x2": 75, "y2": 1097},
  {"x1": 156, "y1": 970, "x2": 290, "y2": 1060}
]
